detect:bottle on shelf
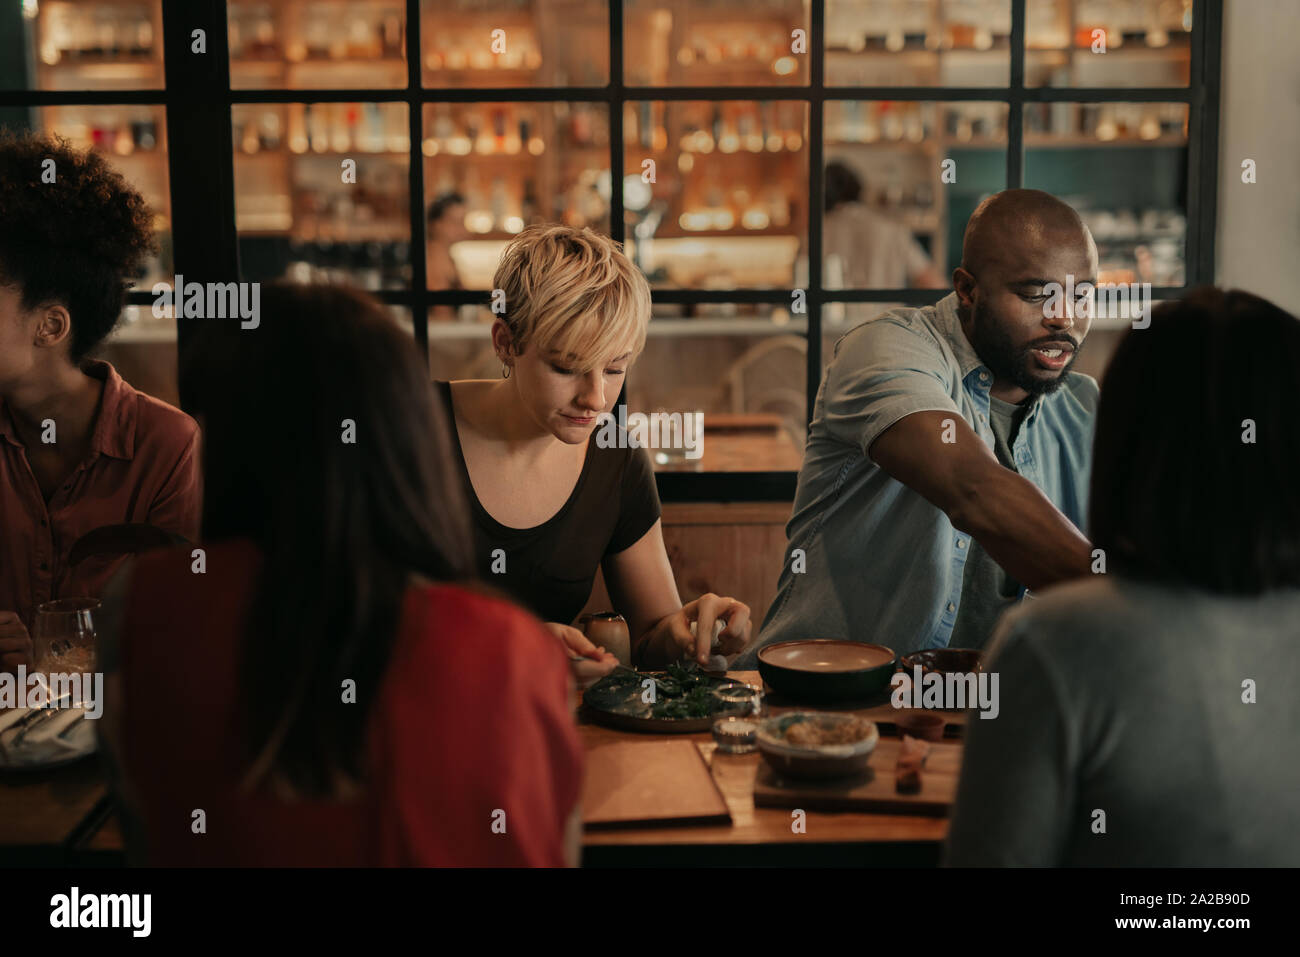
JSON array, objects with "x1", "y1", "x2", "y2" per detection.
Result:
[
  {"x1": 639, "y1": 101, "x2": 655, "y2": 150},
  {"x1": 381, "y1": 13, "x2": 404, "y2": 58},
  {"x1": 522, "y1": 178, "x2": 539, "y2": 225},
  {"x1": 490, "y1": 177, "x2": 508, "y2": 232}
]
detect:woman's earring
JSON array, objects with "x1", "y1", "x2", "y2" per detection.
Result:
[{"x1": 502, "y1": 362, "x2": 512, "y2": 379}]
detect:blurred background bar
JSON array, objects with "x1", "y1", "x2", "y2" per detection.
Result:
[
  {"x1": 232, "y1": 101, "x2": 413, "y2": 290},
  {"x1": 0, "y1": 0, "x2": 1218, "y2": 487},
  {"x1": 2, "y1": 0, "x2": 166, "y2": 91},
  {"x1": 1025, "y1": 0, "x2": 1191, "y2": 87},
  {"x1": 228, "y1": 0, "x2": 407, "y2": 89},
  {"x1": 825, "y1": 0, "x2": 1012, "y2": 86},
  {"x1": 624, "y1": 0, "x2": 810, "y2": 86},
  {"x1": 422, "y1": 0, "x2": 610, "y2": 88}
]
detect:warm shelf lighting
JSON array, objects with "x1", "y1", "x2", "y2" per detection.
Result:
[{"x1": 466, "y1": 211, "x2": 494, "y2": 233}]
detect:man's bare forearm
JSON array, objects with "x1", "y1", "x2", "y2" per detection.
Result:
[
  {"x1": 948, "y1": 463, "x2": 1093, "y2": 590},
  {"x1": 869, "y1": 411, "x2": 1094, "y2": 590}
]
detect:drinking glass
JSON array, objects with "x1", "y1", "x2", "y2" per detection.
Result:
[
  {"x1": 32, "y1": 598, "x2": 100, "y2": 679},
  {"x1": 710, "y1": 683, "x2": 765, "y2": 754}
]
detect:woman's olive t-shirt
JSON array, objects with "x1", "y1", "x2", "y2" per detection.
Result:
[{"x1": 436, "y1": 381, "x2": 662, "y2": 625}]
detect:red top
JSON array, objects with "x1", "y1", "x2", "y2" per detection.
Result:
[
  {"x1": 0, "y1": 360, "x2": 200, "y2": 627},
  {"x1": 118, "y1": 540, "x2": 583, "y2": 866}
]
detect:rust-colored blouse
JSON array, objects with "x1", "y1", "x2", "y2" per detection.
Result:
[{"x1": 0, "y1": 360, "x2": 200, "y2": 627}]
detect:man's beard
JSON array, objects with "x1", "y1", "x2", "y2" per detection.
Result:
[{"x1": 968, "y1": 298, "x2": 1083, "y2": 396}]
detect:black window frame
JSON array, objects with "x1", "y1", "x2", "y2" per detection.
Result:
[{"x1": 0, "y1": 0, "x2": 1223, "y2": 503}]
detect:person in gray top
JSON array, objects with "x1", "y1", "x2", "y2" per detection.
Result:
[
  {"x1": 737, "y1": 190, "x2": 1099, "y2": 665},
  {"x1": 946, "y1": 288, "x2": 1300, "y2": 867}
]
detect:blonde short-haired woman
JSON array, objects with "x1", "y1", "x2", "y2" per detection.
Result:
[{"x1": 436, "y1": 224, "x2": 753, "y2": 679}]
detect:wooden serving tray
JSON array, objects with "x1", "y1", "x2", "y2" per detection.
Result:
[
  {"x1": 582, "y1": 739, "x2": 732, "y2": 830},
  {"x1": 752, "y1": 738, "x2": 962, "y2": 817}
]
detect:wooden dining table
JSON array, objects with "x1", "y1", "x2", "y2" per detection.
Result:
[
  {"x1": 0, "y1": 670, "x2": 961, "y2": 867},
  {"x1": 579, "y1": 670, "x2": 959, "y2": 866},
  {"x1": 0, "y1": 755, "x2": 115, "y2": 866}
]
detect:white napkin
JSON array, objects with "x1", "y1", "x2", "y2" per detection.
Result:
[
  {"x1": 21, "y1": 706, "x2": 88, "y2": 747},
  {"x1": 690, "y1": 619, "x2": 730, "y2": 671}
]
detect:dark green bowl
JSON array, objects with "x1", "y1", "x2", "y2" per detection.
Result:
[{"x1": 757, "y1": 640, "x2": 897, "y2": 703}]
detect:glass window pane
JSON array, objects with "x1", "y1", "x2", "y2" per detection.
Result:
[
  {"x1": 1, "y1": 0, "x2": 164, "y2": 91},
  {"x1": 826, "y1": 0, "x2": 1011, "y2": 87},
  {"x1": 385, "y1": 304, "x2": 414, "y2": 338},
  {"x1": 228, "y1": 0, "x2": 408, "y2": 90},
  {"x1": 1024, "y1": 102, "x2": 1188, "y2": 285},
  {"x1": 625, "y1": 0, "x2": 810, "y2": 87},
  {"x1": 26, "y1": 105, "x2": 173, "y2": 290},
  {"x1": 98, "y1": 316, "x2": 180, "y2": 405},
  {"x1": 421, "y1": 0, "x2": 609, "y2": 88},
  {"x1": 635, "y1": 304, "x2": 807, "y2": 471},
  {"x1": 623, "y1": 100, "x2": 807, "y2": 290},
  {"x1": 826, "y1": 101, "x2": 1007, "y2": 287},
  {"x1": 233, "y1": 102, "x2": 412, "y2": 290},
  {"x1": 423, "y1": 102, "x2": 610, "y2": 291},
  {"x1": 1026, "y1": 0, "x2": 1192, "y2": 88},
  {"x1": 427, "y1": 306, "x2": 500, "y2": 377}
]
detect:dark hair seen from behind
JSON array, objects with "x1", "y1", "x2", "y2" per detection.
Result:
[
  {"x1": 1090, "y1": 287, "x2": 1300, "y2": 594},
  {"x1": 182, "y1": 282, "x2": 475, "y2": 796}
]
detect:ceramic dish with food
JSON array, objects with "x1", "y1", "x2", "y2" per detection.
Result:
[
  {"x1": 757, "y1": 640, "x2": 896, "y2": 702},
  {"x1": 898, "y1": 648, "x2": 984, "y2": 676},
  {"x1": 756, "y1": 711, "x2": 880, "y2": 779},
  {"x1": 582, "y1": 661, "x2": 751, "y2": 733}
]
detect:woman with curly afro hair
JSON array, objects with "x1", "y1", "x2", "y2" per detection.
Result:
[{"x1": 0, "y1": 131, "x2": 200, "y2": 672}]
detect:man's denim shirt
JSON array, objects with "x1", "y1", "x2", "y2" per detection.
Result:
[{"x1": 735, "y1": 293, "x2": 1098, "y2": 665}]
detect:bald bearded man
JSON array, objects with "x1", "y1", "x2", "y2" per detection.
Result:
[{"x1": 737, "y1": 189, "x2": 1098, "y2": 662}]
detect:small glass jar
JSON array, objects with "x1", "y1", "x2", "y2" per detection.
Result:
[{"x1": 710, "y1": 684, "x2": 765, "y2": 754}]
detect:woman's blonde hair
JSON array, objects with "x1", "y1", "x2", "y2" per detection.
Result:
[{"x1": 492, "y1": 224, "x2": 651, "y2": 372}]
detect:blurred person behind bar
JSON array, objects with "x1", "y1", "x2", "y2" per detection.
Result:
[
  {"x1": 97, "y1": 284, "x2": 584, "y2": 866},
  {"x1": 426, "y1": 191, "x2": 467, "y2": 322},
  {"x1": 822, "y1": 160, "x2": 944, "y2": 290},
  {"x1": 0, "y1": 131, "x2": 199, "y2": 672}
]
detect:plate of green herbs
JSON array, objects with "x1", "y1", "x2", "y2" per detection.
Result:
[{"x1": 582, "y1": 661, "x2": 749, "y2": 733}]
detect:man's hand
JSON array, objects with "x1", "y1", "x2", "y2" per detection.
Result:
[{"x1": 0, "y1": 612, "x2": 34, "y2": 674}]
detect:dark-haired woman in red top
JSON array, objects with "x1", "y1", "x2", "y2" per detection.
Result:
[{"x1": 98, "y1": 283, "x2": 582, "y2": 866}]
